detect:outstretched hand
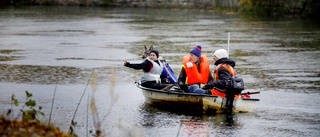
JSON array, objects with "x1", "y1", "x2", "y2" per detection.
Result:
[{"x1": 123, "y1": 60, "x2": 127, "y2": 66}]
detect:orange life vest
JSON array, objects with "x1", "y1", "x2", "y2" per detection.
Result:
[
  {"x1": 211, "y1": 64, "x2": 239, "y2": 98},
  {"x1": 213, "y1": 64, "x2": 236, "y2": 81},
  {"x1": 183, "y1": 54, "x2": 210, "y2": 85}
]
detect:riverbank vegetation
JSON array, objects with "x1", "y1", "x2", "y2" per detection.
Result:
[
  {"x1": 239, "y1": 0, "x2": 320, "y2": 18},
  {"x1": 0, "y1": 71, "x2": 139, "y2": 136},
  {"x1": 1, "y1": 0, "x2": 319, "y2": 19},
  {"x1": 0, "y1": 117, "x2": 72, "y2": 136},
  {"x1": 0, "y1": 91, "x2": 74, "y2": 136}
]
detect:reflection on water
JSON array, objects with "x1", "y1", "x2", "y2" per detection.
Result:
[
  {"x1": 139, "y1": 103, "x2": 240, "y2": 136},
  {"x1": 0, "y1": 64, "x2": 88, "y2": 84},
  {"x1": 0, "y1": 49, "x2": 24, "y2": 61},
  {"x1": 0, "y1": 64, "x2": 122, "y2": 85},
  {"x1": 177, "y1": 118, "x2": 212, "y2": 137}
]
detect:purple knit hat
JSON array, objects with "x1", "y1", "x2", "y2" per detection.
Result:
[{"x1": 190, "y1": 45, "x2": 202, "y2": 58}]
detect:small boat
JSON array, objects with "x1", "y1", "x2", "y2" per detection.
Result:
[{"x1": 136, "y1": 82, "x2": 260, "y2": 113}]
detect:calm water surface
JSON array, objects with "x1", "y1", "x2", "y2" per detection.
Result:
[{"x1": 0, "y1": 6, "x2": 319, "y2": 136}]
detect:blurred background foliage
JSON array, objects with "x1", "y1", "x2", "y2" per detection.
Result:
[{"x1": 1, "y1": 0, "x2": 319, "y2": 19}]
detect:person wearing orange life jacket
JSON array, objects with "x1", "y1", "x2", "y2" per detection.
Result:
[
  {"x1": 196, "y1": 49, "x2": 240, "y2": 98},
  {"x1": 178, "y1": 45, "x2": 213, "y2": 93}
]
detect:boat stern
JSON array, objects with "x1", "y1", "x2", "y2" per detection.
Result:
[{"x1": 233, "y1": 98, "x2": 260, "y2": 113}]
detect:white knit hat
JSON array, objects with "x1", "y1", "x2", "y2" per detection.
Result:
[{"x1": 213, "y1": 49, "x2": 228, "y2": 59}]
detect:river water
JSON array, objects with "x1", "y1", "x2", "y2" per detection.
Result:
[{"x1": 0, "y1": 6, "x2": 319, "y2": 136}]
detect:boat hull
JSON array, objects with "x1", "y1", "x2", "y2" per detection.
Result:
[{"x1": 137, "y1": 84, "x2": 259, "y2": 113}]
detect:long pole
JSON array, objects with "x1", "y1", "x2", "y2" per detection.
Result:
[
  {"x1": 69, "y1": 74, "x2": 91, "y2": 133},
  {"x1": 48, "y1": 80, "x2": 58, "y2": 126},
  {"x1": 86, "y1": 87, "x2": 89, "y2": 137},
  {"x1": 228, "y1": 32, "x2": 230, "y2": 58}
]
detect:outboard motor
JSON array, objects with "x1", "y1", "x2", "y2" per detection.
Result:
[
  {"x1": 226, "y1": 77, "x2": 244, "y2": 95},
  {"x1": 225, "y1": 77, "x2": 245, "y2": 113}
]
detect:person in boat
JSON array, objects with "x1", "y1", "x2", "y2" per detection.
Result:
[
  {"x1": 142, "y1": 45, "x2": 178, "y2": 84},
  {"x1": 160, "y1": 58, "x2": 178, "y2": 84},
  {"x1": 124, "y1": 50, "x2": 170, "y2": 89},
  {"x1": 178, "y1": 45, "x2": 213, "y2": 93},
  {"x1": 195, "y1": 49, "x2": 240, "y2": 98}
]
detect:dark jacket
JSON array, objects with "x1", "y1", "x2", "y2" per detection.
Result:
[
  {"x1": 125, "y1": 59, "x2": 153, "y2": 72},
  {"x1": 125, "y1": 59, "x2": 168, "y2": 83},
  {"x1": 202, "y1": 58, "x2": 236, "y2": 90}
]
